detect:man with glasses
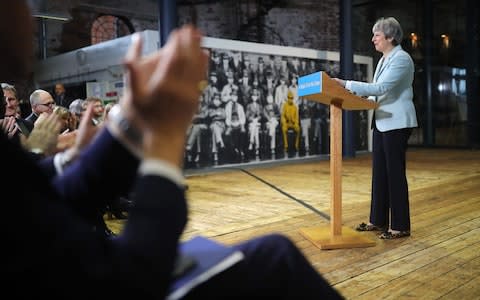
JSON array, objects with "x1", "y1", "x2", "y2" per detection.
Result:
[{"x1": 26, "y1": 89, "x2": 55, "y2": 124}]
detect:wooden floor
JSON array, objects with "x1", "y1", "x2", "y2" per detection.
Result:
[{"x1": 107, "y1": 148, "x2": 480, "y2": 299}]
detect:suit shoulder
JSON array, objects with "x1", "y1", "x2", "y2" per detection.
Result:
[
  {"x1": 397, "y1": 50, "x2": 414, "y2": 62},
  {"x1": 393, "y1": 51, "x2": 414, "y2": 70}
]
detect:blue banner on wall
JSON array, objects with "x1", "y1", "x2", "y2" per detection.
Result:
[{"x1": 298, "y1": 71, "x2": 322, "y2": 97}]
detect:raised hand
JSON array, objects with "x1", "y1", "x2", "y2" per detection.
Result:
[
  {"x1": 0, "y1": 116, "x2": 19, "y2": 138},
  {"x1": 24, "y1": 112, "x2": 61, "y2": 156},
  {"x1": 56, "y1": 102, "x2": 100, "y2": 166},
  {"x1": 72, "y1": 102, "x2": 100, "y2": 152}
]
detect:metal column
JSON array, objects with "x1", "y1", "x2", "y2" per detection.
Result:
[
  {"x1": 340, "y1": 0, "x2": 355, "y2": 157},
  {"x1": 158, "y1": 0, "x2": 178, "y2": 47},
  {"x1": 423, "y1": 0, "x2": 434, "y2": 145},
  {"x1": 466, "y1": 0, "x2": 480, "y2": 148}
]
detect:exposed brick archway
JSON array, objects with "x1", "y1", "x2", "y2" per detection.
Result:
[{"x1": 91, "y1": 15, "x2": 134, "y2": 45}]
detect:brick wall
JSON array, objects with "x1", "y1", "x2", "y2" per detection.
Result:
[
  {"x1": 36, "y1": 0, "x2": 342, "y2": 57},
  {"x1": 33, "y1": 0, "x2": 465, "y2": 66}
]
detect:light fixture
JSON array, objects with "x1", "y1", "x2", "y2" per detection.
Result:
[
  {"x1": 410, "y1": 32, "x2": 418, "y2": 48},
  {"x1": 32, "y1": 13, "x2": 70, "y2": 22},
  {"x1": 441, "y1": 34, "x2": 450, "y2": 48}
]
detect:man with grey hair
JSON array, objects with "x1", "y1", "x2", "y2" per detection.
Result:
[
  {"x1": 26, "y1": 89, "x2": 55, "y2": 123},
  {"x1": 68, "y1": 98, "x2": 85, "y2": 130},
  {"x1": 69, "y1": 98, "x2": 85, "y2": 116}
]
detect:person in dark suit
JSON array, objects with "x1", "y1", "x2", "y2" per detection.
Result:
[
  {"x1": 54, "y1": 82, "x2": 73, "y2": 108},
  {"x1": 333, "y1": 17, "x2": 417, "y2": 240},
  {"x1": 1, "y1": 2, "x2": 344, "y2": 299}
]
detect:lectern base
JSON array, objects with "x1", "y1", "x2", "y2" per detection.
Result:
[{"x1": 299, "y1": 226, "x2": 376, "y2": 250}]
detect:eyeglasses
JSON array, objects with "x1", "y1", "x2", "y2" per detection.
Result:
[{"x1": 38, "y1": 102, "x2": 55, "y2": 108}]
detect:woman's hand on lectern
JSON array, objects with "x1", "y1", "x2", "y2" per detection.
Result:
[{"x1": 332, "y1": 78, "x2": 346, "y2": 88}]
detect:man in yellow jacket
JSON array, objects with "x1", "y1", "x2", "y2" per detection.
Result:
[{"x1": 281, "y1": 90, "x2": 300, "y2": 157}]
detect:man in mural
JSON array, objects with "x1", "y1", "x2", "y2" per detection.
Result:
[
  {"x1": 186, "y1": 93, "x2": 210, "y2": 166},
  {"x1": 275, "y1": 74, "x2": 289, "y2": 109},
  {"x1": 246, "y1": 88, "x2": 263, "y2": 160},
  {"x1": 238, "y1": 68, "x2": 252, "y2": 107},
  {"x1": 203, "y1": 71, "x2": 220, "y2": 106},
  {"x1": 208, "y1": 92, "x2": 226, "y2": 165},
  {"x1": 312, "y1": 103, "x2": 329, "y2": 154},
  {"x1": 298, "y1": 97, "x2": 313, "y2": 156},
  {"x1": 263, "y1": 92, "x2": 280, "y2": 158},
  {"x1": 221, "y1": 70, "x2": 239, "y2": 104},
  {"x1": 225, "y1": 88, "x2": 246, "y2": 162}
]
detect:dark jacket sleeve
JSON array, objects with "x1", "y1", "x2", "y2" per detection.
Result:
[
  {"x1": 2, "y1": 131, "x2": 187, "y2": 299},
  {"x1": 51, "y1": 128, "x2": 140, "y2": 217},
  {"x1": 116, "y1": 175, "x2": 189, "y2": 298}
]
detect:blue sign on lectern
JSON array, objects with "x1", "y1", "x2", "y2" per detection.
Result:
[{"x1": 298, "y1": 71, "x2": 322, "y2": 97}]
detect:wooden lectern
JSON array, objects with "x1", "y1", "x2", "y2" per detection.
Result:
[{"x1": 298, "y1": 71, "x2": 378, "y2": 250}]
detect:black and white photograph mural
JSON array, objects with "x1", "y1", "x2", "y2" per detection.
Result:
[{"x1": 184, "y1": 38, "x2": 373, "y2": 169}]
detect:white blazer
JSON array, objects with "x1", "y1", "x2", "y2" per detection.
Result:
[{"x1": 346, "y1": 45, "x2": 418, "y2": 132}]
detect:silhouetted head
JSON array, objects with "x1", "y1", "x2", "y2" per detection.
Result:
[{"x1": 0, "y1": 1, "x2": 35, "y2": 82}]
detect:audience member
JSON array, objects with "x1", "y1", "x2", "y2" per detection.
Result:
[
  {"x1": 2, "y1": 82, "x2": 34, "y2": 139},
  {"x1": 54, "y1": 82, "x2": 73, "y2": 108},
  {"x1": 54, "y1": 105, "x2": 74, "y2": 133},
  {"x1": 84, "y1": 96, "x2": 105, "y2": 125},
  {"x1": 1, "y1": 2, "x2": 344, "y2": 299},
  {"x1": 26, "y1": 89, "x2": 55, "y2": 123},
  {"x1": 68, "y1": 98, "x2": 85, "y2": 129}
]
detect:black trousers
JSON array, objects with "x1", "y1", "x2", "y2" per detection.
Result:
[{"x1": 370, "y1": 125, "x2": 412, "y2": 231}]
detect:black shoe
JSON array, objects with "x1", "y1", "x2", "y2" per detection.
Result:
[
  {"x1": 378, "y1": 230, "x2": 410, "y2": 239},
  {"x1": 355, "y1": 222, "x2": 386, "y2": 232}
]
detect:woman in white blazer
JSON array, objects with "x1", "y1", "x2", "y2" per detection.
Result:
[{"x1": 334, "y1": 17, "x2": 417, "y2": 239}]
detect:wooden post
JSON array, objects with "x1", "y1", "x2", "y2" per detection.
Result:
[
  {"x1": 330, "y1": 102, "x2": 342, "y2": 237},
  {"x1": 298, "y1": 72, "x2": 377, "y2": 250}
]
